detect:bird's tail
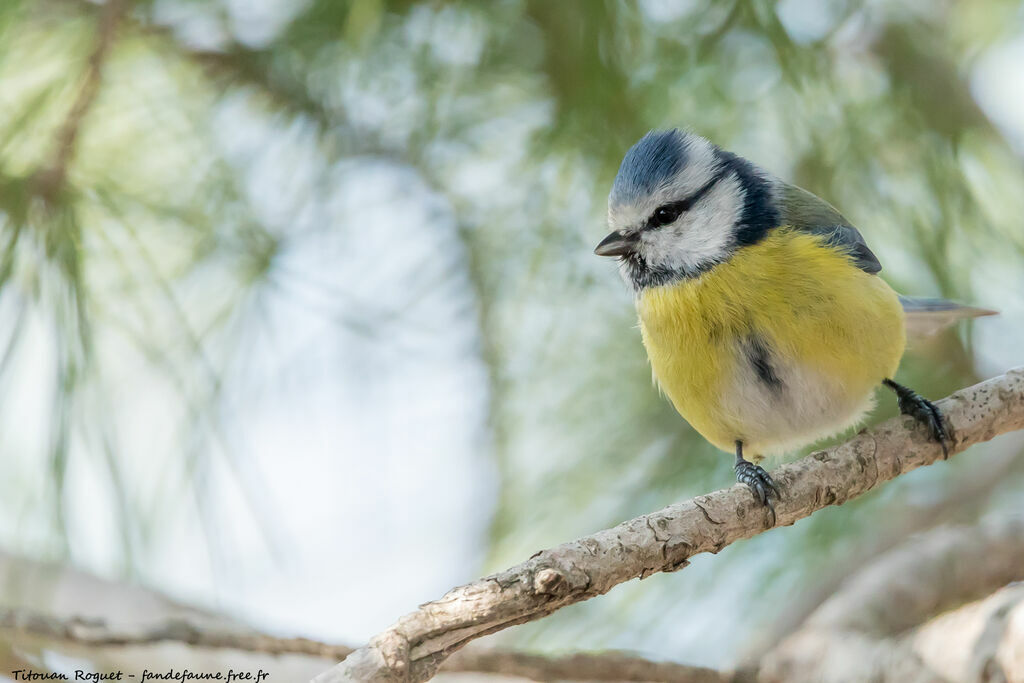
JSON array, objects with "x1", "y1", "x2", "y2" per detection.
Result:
[{"x1": 899, "y1": 295, "x2": 998, "y2": 337}]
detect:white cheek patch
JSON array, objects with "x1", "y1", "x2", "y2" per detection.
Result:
[
  {"x1": 640, "y1": 174, "x2": 745, "y2": 274},
  {"x1": 607, "y1": 203, "x2": 645, "y2": 234}
]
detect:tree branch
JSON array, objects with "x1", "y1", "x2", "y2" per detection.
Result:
[
  {"x1": 34, "y1": 0, "x2": 127, "y2": 202},
  {"x1": 744, "y1": 446, "x2": 1024, "y2": 662},
  {"x1": 314, "y1": 368, "x2": 1024, "y2": 682},
  {"x1": 912, "y1": 583, "x2": 1024, "y2": 680},
  {"x1": 759, "y1": 517, "x2": 1024, "y2": 682},
  {"x1": 443, "y1": 650, "x2": 725, "y2": 683},
  {"x1": 0, "y1": 608, "x2": 723, "y2": 682},
  {"x1": 0, "y1": 608, "x2": 352, "y2": 661}
]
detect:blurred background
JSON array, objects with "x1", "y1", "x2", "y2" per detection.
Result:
[{"x1": 1, "y1": 0, "x2": 1024, "y2": 677}]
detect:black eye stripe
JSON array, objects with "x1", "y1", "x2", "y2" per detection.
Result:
[{"x1": 643, "y1": 167, "x2": 729, "y2": 230}]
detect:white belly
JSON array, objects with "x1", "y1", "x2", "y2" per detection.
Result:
[{"x1": 720, "y1": 354, "x2": 877, "y2": 458}]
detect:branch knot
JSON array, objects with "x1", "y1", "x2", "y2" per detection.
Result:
[{"x1": 533, "y1": 568, "x2": 569, "y2": 596}]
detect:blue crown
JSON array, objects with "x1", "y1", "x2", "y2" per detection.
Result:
[{"x1": 609, "y1": 129, "x2": 688, "y2": 206}]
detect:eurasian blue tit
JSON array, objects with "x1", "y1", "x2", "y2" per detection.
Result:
[{"x1": 594, "y1": 129, "x2": 994, "y2": 522}]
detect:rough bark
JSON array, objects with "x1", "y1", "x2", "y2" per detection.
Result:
[{"x1": 314, "y1": 368, "x2": 1024, "y2": 682}]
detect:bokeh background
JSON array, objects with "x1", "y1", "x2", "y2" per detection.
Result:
[{"x1": 2, "y1": 0, "x2": 1024, "y2": 674}]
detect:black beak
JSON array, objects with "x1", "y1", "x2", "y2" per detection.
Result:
[{"x1": 594, "y1": 231, "x2": 639, "y2": 257}]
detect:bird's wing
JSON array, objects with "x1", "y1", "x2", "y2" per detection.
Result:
[
  {"x1": 777, "y1": 183, "x2": 997, "y2": 336},
  {"x1": 778, "y1": 182, "x2": 882, "y2": 275}
]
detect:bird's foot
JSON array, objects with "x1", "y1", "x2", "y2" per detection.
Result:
[
  {"x1": 734, "y1": 458, "x2": 780, "y2": 526},
  {"x1": 883, "y1": 379, "x2": 950, "y2": 457}
]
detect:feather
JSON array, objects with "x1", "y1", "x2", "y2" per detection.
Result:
[
  {"x1": 900, "y1": 296, "x2": 998, "y2": 337},
  {"x1": 775, "y1": 182, "x2": 997, "y2": 336},
  {"x1": 778, "y1": 183, "x2": 882, "y2": 274}
]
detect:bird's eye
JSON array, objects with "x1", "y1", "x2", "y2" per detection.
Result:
[{"x1": 652, "y1": 205, "x2": 682, "y2": 227}]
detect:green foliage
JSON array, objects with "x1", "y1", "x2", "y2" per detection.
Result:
[{"x1": 1, "y1": 0, "x2": 1022, "y2": 666}]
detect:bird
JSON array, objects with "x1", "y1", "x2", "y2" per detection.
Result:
[{"x1": 594, "y1": 129, "x2": 995, "y2": 523}]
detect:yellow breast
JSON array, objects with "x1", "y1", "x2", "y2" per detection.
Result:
[{"x1": 637, "y1": 227, "x2": 906, "y2": 456}]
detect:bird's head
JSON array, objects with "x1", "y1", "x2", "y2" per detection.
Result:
[{"x1": 595, "y1": 129, "x2": 777, "y2": 290}]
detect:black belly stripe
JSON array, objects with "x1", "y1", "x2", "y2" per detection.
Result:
[{"x1": 746, "y1": 336, "x2": 784, "y2": 394}]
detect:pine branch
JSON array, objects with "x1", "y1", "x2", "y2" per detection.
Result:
[
  {"x1": 314, "y1": 369, "x2": 1024, "y2": 682},
  {"x1": 34, "y1": 0, "x2": 127, "y2": 202}
]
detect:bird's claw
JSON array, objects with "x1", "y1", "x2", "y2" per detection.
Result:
[
  {"x1": 735, "y1": 460, "x2": 780, "y2": 526},
  {"x1": 897, "y1": 392, "x2": 951, "y2": 457}
]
